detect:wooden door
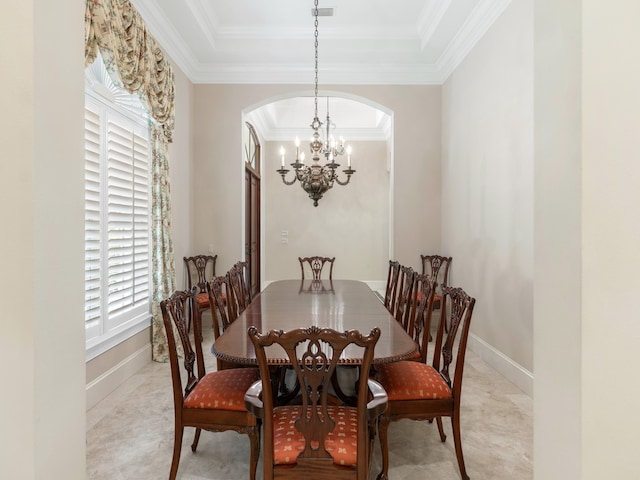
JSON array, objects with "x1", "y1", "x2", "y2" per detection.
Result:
[
  {"x1": 244, "y1": 122, "x2": 261, "y2": 297},
  {"x1": 245, "y1": 168, "x2": 260, "y2": 296}
]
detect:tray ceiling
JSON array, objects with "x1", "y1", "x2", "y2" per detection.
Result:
[{"x1": 131, "y1": 0, "x2": 512, "y2": 85}]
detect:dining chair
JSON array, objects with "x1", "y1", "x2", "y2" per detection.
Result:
[
  {"x1": 235, "y1": 260, "x2": 252, "y2": 304},
  {"x1": 404, "y1": 274, "x2": 437, "y2": 362},
  {"x1": 245, "y1": 325, "x2": 388, "y2": 480},
  {"x1": 208, "y1": 275, "x2": 241, "y2": 371},
  {"x1": 299, "y1": 256, "x2": 335, "y2": 280},
  {"x1": 160, "y1": 289, "x2": 261, "y2": 480},
  {"x1": 383, "y1": 260, "x2": 401, "y2": 316},
  {"x1": 227, "y1": 261, "x2": 252, "y2": 317},
  {"x1": 420, "y1": 254, "x2": 452, "y2": 311},
  {"x1": 374, "y1": 284, "x2": 476, "y2": 480},
  {"x1": 394, "y1": 265, "x2": 416, "y2": 332},
  {"x1": 183, "y1": 254, "x2": 217, "y2": 336}
]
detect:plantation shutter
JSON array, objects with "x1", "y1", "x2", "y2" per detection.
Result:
[
  {"x1": 84, "y1": 103, "x2": 102, "y2": 341},
  {"x1": 105, "y1": 118, "x2": 150, "y2": 327}
]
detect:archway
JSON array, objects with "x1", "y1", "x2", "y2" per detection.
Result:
[{"x1": 242, "y1": 91, "x2": 394, "y2": 289}]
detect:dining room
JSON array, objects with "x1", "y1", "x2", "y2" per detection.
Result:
[
  {"x1": 86, "y1": 281, "x2": 533, "y2": 479},
  {"x1": 6, "y1": 0, "x2": 640, "y2": 479}
]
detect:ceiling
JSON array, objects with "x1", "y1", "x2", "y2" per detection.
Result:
[{"x1": 130, "y1": 0, "x2": 511, "y2": 140}]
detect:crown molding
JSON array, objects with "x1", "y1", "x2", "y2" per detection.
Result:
[
  {"x1": 436, "y1": 0, "x2": 513, "y2": 82},
  {"x1": 132, "y1": 0, "x2": 201, "y2": 80},
  {"x1": 190, "y1": 63, "x2": 442, "y2": 85},
  {"x1": 417, "y1": 0, "x2": 452, "y2": 50},
  {"x1": 216, "y1": 25, "x2": 419, "y2": 41},
  {"x1": 185, "y1": 0, "x2": 218, "y2": 51}
]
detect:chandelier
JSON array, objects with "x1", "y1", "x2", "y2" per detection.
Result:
[{"x1": 276, "y1": 0, "x2": 355, "y2": 207}]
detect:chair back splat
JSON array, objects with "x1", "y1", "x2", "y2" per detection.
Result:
[
  {"x1": 227, "y1": 260, "x2": 252, "y2": 317},
  {"x1": 434, "y1": 285, "x2": 475, "y2": 390},
  {"x1": 245, "y1": 326, "x2": 387, "y2": 480},
  {"x1": 299, "y1": 256, "x2": 335, "y2": 280},
  {"x1": 208, "y1": 275, "x2": 244, "y2": 371},
  {"x1": 383, "y1": 261, "x2": 401, "y2": 315},
  {"x1": 406, "y1": 274, "x2": 437, "y2": 363},
  {"x1": 183, "y1": 255, "x2": 218, "y2": 338},
  {"x1": 420, "y1": 254, "x2": 452, "y2": 310},
  {"x1": 394, "y1": 266, "x2": 416, "y2": 331}
]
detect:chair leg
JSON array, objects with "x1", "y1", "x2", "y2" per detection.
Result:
[
  {"x1": 451, "y1": 412, "x2": 469, "y2": 480},
  {"x1": 191, "y1": 427, "x2": 201, "y2": 452},
  {"x1": 170, "y1": 425, "x2": 184, "y2": 480},
  {"x1": 248, "y1": 425, "x2": 261, "y2": 480},
  {"x1": 436, "y1": 416, "x2": 447, "y2": 442},
  {"x1": 376, "y1": 414, "x2": 390, "y2": 480},
  {"x1": 368, "y1": 419, "x2": 377, "y2": 468}
]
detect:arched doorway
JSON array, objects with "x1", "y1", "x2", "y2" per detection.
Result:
[{"x1": 243, "y1": 91, "x2": 394, "y2": 288}]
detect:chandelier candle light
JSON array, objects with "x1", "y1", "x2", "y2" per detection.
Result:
[{"x1": 276, "y1": 0, "x2": 355, "y2": 207}]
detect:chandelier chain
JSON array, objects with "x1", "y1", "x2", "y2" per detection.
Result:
[{"x1": 314, "y1": 0, "x2": 319, "y2": 119}]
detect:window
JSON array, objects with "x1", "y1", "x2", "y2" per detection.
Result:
[
  {"x1": 244, "y1": 122, "x2": 260, "y2": 174},
  {"x1": 84, "y1": 56, "x2": 151, "y2": 359}
]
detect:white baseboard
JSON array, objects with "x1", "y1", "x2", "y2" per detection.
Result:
[
  {"x1": 86, "y1": 344, "x2": 152, "y2": 410},
  {"x1": 467, "y1": 333, "x2": 533, "y2": 397}
]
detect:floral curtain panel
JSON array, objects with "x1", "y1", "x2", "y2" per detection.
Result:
[
  {"x1": 150, "y1": 124, "x2": 177, "y2": 361},
  {"x1": 85, "y1": 0, "x2": 176, "y2": 361}
]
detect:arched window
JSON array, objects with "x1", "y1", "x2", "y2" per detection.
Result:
[
  {"x1": 244, "y1": 122, "x2": 260, "y2": 174},
  {"x1": 84, "y1": 52, "x2": 151, "y2": 358}
]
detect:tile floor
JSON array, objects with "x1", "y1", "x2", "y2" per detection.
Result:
[{"x1": 87, "y1": 314, "x2": 532, "y2": 480}]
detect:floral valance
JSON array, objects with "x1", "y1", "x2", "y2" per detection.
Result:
[{"x1": 85, "y1": 0, "x2": 175, "y2": 142}]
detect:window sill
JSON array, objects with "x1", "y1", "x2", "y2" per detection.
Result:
[{"x1": 86, "y1": 313, "x2": 152, "y2": 362}]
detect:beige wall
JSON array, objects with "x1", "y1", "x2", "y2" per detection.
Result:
[
  {"x1": 169, "y1": 58, "x2": 196, "y2": 288},
  {"x1": 581, "y1": 1, "x2": 640, "y2": 477},
  {"x1": 1, "y1": 0, "x2": 86, "y2": 477},
  {"x1": 86, "y1": 330, "x2": 150, "y2": 384},
  {"x1": 264, "y1": 140, "x2": 389, "y2": 281},
  {"x1": 442, "y1": 0, "x2": 534, "y2": 372},
  {"x1": 534, "y1": 0, "x2": 640, "y2": 477},
  {"x1": 534, "y1": 0, "x2": 582, "y2": 477},
  {"x1": 193, "y1": 84, "x2": 441, "y2": 280}
]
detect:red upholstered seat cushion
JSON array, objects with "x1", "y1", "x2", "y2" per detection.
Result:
[
  {"x1": 195, "y1": 292, "x2": 210, "y2": 308},
  {"x1": 184, "y1": 368, "x2": 259, "y2": 411},
  {"x1": 272, "y1": 405, "x2": 359, "y2": 467},
  {"x1": 415, "y1": 291, "x2": 441, "y2": 304},
  {"x1": 195, "y1": 292, "x2": 227, "y2": 309},
  {"x1": 376, "y1": 361, "x2": 452, "y2": 401}
]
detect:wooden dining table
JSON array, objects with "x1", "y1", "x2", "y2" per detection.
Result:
[{"x1": 211, "y1": 279, "x2": 417, "y2": 365}]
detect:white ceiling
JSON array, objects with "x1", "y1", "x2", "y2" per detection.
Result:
[{"x1": 130, "y1": 0, "x2": 511, "y2": 140}]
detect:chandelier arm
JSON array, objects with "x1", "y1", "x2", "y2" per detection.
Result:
[
  {"x1": 334, "y1": 170, "x2": 355, "y2": 186},
  {"x1": 279, "y1": 173, "x2": 299, "y2": 186},
  {"x1": 333, "y1": 176, "x2": 350, "y2": 186}
]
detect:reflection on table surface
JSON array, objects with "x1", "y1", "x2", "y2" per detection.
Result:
[{"x1": 212, "y1": 279, "x2": 417, "y2": 365}]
